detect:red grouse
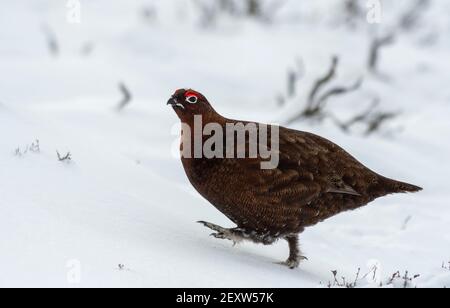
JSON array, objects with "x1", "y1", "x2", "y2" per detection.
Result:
[{"x1": 167, "y1": 89, "x2": 422, "y2": 269}]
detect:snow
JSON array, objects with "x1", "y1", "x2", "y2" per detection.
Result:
[{"x1": 0, "y1": 0, "x2": 449, "y2": 288}]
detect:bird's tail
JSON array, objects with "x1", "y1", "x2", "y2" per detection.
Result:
[{"x1": 380, "y1": 176, "x2": 423, "y2": 194}]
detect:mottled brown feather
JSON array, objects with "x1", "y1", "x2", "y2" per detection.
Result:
[
  {"x1": 169, "y1": 89, "x2": 422, "y2": 241},
  {"x1": 181, "y1": 123, "x2": 421, "y2": 237}
]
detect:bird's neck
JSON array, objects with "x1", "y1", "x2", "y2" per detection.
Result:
[
  {"x1": 179, "y1": 112, "x2": 228, "y2": 159},
  {"x1": 181, "y1": 111, "x2": 227, "y2": 131}
]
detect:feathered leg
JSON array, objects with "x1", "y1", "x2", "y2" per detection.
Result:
[
  {"x1": 198, "y1": 221, "x2": 278, "y2": 246},
  {"x1": 277, "y1": 234, "x2": 308, "y2": 269},
  {"x1": 199, "y1": 221, "x2": 301, "y2": 268}
]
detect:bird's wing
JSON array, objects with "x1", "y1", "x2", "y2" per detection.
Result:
[
  {"x1": 236, "y1": 126, "x2": 371, "y2": 206},
  {"x1": 279, "y1": 127, "x2": 371, "y2": 195}
]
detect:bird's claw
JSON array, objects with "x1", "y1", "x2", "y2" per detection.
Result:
[
  {"x1": 209, "y1": 232, "x2": 238, "y2": 246},
  {"x1": 276, "y1": 256, "x2": 308, "y2": 269},
  {"x1": 210, "y1": 232, "x2": 225, "y2": 239},
  {"x1": 198, "y1": 221, "x2": 242, "y2": 246},
  {"x1": 215, "y1": 232, "x2": 240, "y2": 246}
]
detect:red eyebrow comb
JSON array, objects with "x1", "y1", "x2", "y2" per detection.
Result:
[{"x1": 185, "y1": 90, "x2": 199, "y2": 98}]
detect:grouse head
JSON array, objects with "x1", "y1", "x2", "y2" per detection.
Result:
[{"x1": 167, "y1": 89, "x2": 217, "y2": 122}]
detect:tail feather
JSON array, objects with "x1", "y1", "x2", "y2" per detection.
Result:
[{"x1": 381, "y1": 177, "x2": 423, "y2": 194}]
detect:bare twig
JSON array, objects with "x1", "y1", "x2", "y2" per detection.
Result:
[
  {"x1": 308, "y1": 56, "x2": 339, "y2": 108},
  {"x1": 332, "y1": 97, "x2": 399, "y2": 136},
  {"x1": 384, "y1": 271, "x2": 420, "y2": 288},
  {"x1": 351, "y1": 268, "x2": 361, "y2": 288},
  {"x1": 287, "y1": 55, "x2": 362, "y2": 124},
  {"x1": 14, "y1": 148, "x2": 22, "y2": 157},
  {"x1": 287, "y1": 59, "x2": 305, "y2": 98},
  {"x1": 29, "y1": 140, "x2": 40, "y2": 153},
  {"x1": 57, "y1": 151, "x2": 72, "y2": 162},
  {"x1": 329, "y1": 268, "x2": 419, "y2": 288},
  {"x1": 285, "y1": 56, "x2": 338, "y2": 124},
  {"x1": 387, "y1": 271, "x2": 401, "y2": 285},
  {"x1": 328, "y1": 267, "x2": 375, "y2": 288},
  {"x1": 193, "y1": 0, "x2": 285, "y2": 26},
  {"x1": 14, "y1": 140, "x2": 40, "y2": 157},
  {"x1": 401, "y1": 215, "x2": 413, "y2": 231},
  {"x1": 287, "y1": 70, "x2": 298, "y2": 98},
  {"x1": 364, "y1": 111, "x2": 399, "y2": 135},
  {"x1": 315, "y1": 77, "x2": 363, "y2": 111},
  {"x1": 117, "y1": 82, "x2": 132, "y2": 111},
  {"x1": 287, "y1": 56, "x2": 362, "y2": 124},
  {"x1": 368, "y1": 34, "x2": 395, "y2": 74},
  {"x1": 333, "y1": 99, "x2": 380, "y2": 132},
  {"x1": 278, "y1": 58, "x2": 304, "y2": 106}
]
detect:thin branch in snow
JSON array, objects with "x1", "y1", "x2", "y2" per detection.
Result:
[
  {"x1": 117, "y1": 264, "x2": 131, "y2": 271},
  {"x1": 117, "y1": 82, "x2": 132, "y2": 111},
  {"x1": 328, "y1": 267, "x2": 419, "y2": 288},
  {"x1": 384, "y1": 271, "x2": 420, "y2": 288},
  {"x1": 331, "y1": 98, "x2": 399, "y2": 136},
  {"x1": 314, "y1": 77, "x2": 363, "y2": 111},
  {"x1": 193, "y1": 0, "x2": 285, "y2": 26},
  {"x1": 308, "y1": 56, "x2": 339, "y2": 109},
  {"x1": 386, "y1": 271, "x2": 401, "y2": 285},
  {"x1": 286, "y1": 56, "x2": 338, "y2": 124},
  {"x1": 14, "y1": 140, "x2": 40, "y2": 157},
  {"x1": 364, "y1": 111, "x2": 399, "y2": 136},
  {"x1": 287, "y1": 70, "x2": 298, "y2": 98},
  {"x1": 29, "y1": 140, "x2": 40, "y2": 153},
  {"x1": 14, "y1": 148, "x2": 22, "y2": 157},
  {"x1": 401, "y1": 215, "x2": 413, "y2": 231},
  {"x1": 368, "y1": 34, "x2": 395, "y2": 74},
  {"x1": 328, "y1": 267, "x2": 373, "y2": 288},
  {"x1": 333, "y1": 99, "x2": 380, "y2": 132},
  {"x1": 277, "y1": 58, "x2": 304, "y2": 106},
  {"x1": 57, "y1": 151, "x2": 72, "y2": 162},
  {"x1": 286, "y1": 56, "x2": 362, "y2": 124}
]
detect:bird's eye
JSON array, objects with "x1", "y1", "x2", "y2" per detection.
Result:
[{"x1": 186, "y1": 95, "x2": 198, "y2": 104}]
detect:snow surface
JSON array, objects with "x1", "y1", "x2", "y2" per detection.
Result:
[{"x1": 0, "y1": 0, "x2": 449, "y2": 288}]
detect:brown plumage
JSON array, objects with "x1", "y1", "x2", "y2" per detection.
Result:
[{"x1": 168, "y1": 89, "x2": 422, "y2": 268}]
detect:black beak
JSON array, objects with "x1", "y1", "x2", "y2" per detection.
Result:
[
  {"x1": 167, "y1": 97, "x2": 185, "y2": 110},
  {"x1": 167, "y1": 97, "x2": 177, "y2": 106}
]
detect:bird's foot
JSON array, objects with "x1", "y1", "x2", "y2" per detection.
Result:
[
  {"x1": 276, "y1": 256, "x2": 308, "y2": 269},
  {"x1": 197, "y1": 221, "x2": 243, "y2": 246}
]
